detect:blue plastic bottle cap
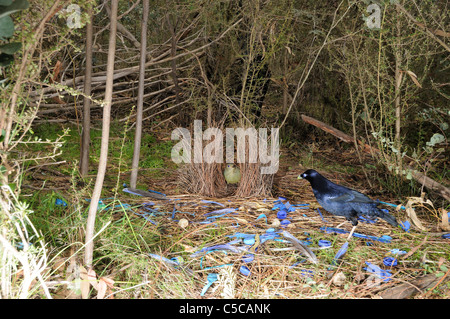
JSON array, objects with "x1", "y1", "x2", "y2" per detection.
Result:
[
  {"x1": 383, "y1": 257, "x2": 398, "y2": 267},
  {"x1": 318, "y1": 240, "x2": 331, "y2": 247},
  {"x1": 277, "y1": 209, "x2": 287, "y2": 219},
  {"x1": 239, "y1": 265, "x2": 251, "y2": 276}
]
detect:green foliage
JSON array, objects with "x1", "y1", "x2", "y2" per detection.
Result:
[{"x1": 0, "y1": 0, "x2": 28, "y2": 66}]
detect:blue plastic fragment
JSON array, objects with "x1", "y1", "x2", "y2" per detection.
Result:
[
  {"x1": 277, "y1": 209, "x2": 287, "y2": 219},
  {"x1": 201, "y1": 273, "x2": 219, "y2": 296},
  {"x1": 191, "y1": 244, "x2": 244, "y2": 258},
  {"x1": 332, "y1": 241, "x2": 349, "y2": 265},
  {"x1": 383, "y1": 257, "x2": 398, "y2": 267},
  {"x1": 442, "y1": 233, "x2": 450, "y2": 239},
  {"x1": 320, "y1": 226, "x2": 392, "y2": 243},
  {"x1": 242, "y1": 254, "x2": 254, "y2": 263},
  {"x1": 256, "y1": 214, "x2": 267, "y2": 223},
  {"x1": 147, "y1": 189, "x2": 166, "y2": 196},
  {"x1": 55, "y1": 198, "x2": 67, "y2": 207},
  {"x1": 204, "y1": 208, "x2": 237, "y2": 217},
  {"x1": 280, "y1": 219, "x2": 291, "y2": 227},
  {"x1": 364, "y1": 262, "x2": 392, "y2": 282},
  {"x1": 400, "y1": 220, "x2": 411, "y2": 232},
  {"x1": 149, "y1": 253, "x2": 180, "y2": 266},
  {"x1": 239, "y1": 265, "x2": 251, "y2": 276},
  {"x1": 390, "y1": 249, "x2": 407, "y2": 255},
  {"x1": 318, "y1": 240, "x2": 332, "y2": 248},
  {"x1": 201, "y1": 200, "x2": 225, "y2": 207},
  {"x1": 378, "y1": 200, "x2": 406, "y2": 210},
  {"x1": 243, "y1": 237, "x2": 255, "y2": 245},
  {"x1": 316, "y1": 208, "x2": 328, "y2": 223}
]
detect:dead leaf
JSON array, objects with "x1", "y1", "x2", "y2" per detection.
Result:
[
  {"x1": 405, "y1": 70, "x2": 422, "y2": 88},
  {"x1": 439, "y1": 208, "x2": 450, "y2": 231},
  {"x1": 96, "y1": 280, "x2": 107, "y2": 299},
  {"x1": 79, "y1": 265, "x2": 91, "y2": 299},
  {"x1": 405, "y1": 197, "x2": 429, "y2": 231}
]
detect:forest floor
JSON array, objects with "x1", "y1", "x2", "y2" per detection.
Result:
[{"x1": 21, "y1": 121, "x2": 450, "y2": 299}]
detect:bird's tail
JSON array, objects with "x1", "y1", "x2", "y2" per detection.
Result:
[{"x1": 378, "y1": 209, "x2": 399, "y2": 227}]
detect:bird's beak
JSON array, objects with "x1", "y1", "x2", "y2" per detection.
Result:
[{"x1": 297, "y1": 175, "x2": 303, "y2": 180}]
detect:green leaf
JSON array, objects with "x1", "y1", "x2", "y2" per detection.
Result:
[
  {"x1": 0, "y1": 0, "x2": 13, "y2": 6},
  {"x1": 0, "y1": 41, "x2": 20, "y2": 54},
  {"x1": 0, "y1": 52, "x2": 13, "y2": 66},
  {"x1": 0, "y1": 15, "x2": 14, "y2": 39},
  {"x1": 0, "y1": 0, "x2": 29, "y2": 20}
]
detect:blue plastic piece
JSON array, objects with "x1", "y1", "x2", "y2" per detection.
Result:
[
  {"x1": 320, "y1": 226, "x2": 392, "y2": 243},
  {"x1": 318, "y1": 240, "x2": 332, "y2": 248},
  {"x1": 277, "y1": 209, "x2": 287, "y2": 219},
  {"x1": 332, "y1": 241, "x2": 348, "y2": 265},
  {"x1": 201, "y1": 273, "x2": 219, "y2": 296},
  {"x1": 383, "y1": 257, "x2": 398, "y2": 267},
  {"x1": 239, "y1": 265, "x2": 251, "y2": 276},
  {"x1": 442, "y1": 233, "x2": 450, "y2": 239},
  {"x1": 389, "y1": 249, "x2": 407, "y2": 255},
  {"x1": 55, "y1": 198, "x2": 67, "y2": 207},
  {"x1": 316, "y1": 208, "x2": 328, "y2": 223},
  {"x1": 242, "y1": 254, "x2": 254, "y2": 263},
  {"x1": 364, "y1": 262, "x2": 392, "y2": 282},
  {"x1": 400, "y1": 220, "x2": 411, "y2": 232},
  {"x1": 280, "y1": 219, "x2": 291, "y2": 227}
]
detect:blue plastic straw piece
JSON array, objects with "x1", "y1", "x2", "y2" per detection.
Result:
[
  {"x1": 201, "y1": 200, "x2": 225, "y2": 207},
  {"x1": 331, "y1": 241, "x2": 349, "y2": 265},
  {"x1": 317, "y1": 208, "x2": 328, "y2": 223},
  {"x1": 320, "y1": 226, "x2": 392, "y2": 243},
  {"x1": 201, "y1": 273, "x2": 219, "y2": 296},
  {"x1": 377, "y1": 200, "x2": 406, "y2": 210}
]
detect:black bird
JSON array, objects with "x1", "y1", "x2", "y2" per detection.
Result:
[{"x1": 299, "y1": 169, "x2": 398, "y2": 239}]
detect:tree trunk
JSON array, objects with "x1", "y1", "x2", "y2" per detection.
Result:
[
  {"x1": 84, "y1": 0, "x2": 118, "y2": 269},
  {"x1": 80, "y1": 5, "x2": 94, "y2": 177},
  {"x1": 130, "y1": 0, "x2": 149, "y2": 189}
]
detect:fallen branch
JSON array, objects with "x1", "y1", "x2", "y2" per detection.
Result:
[{"x1": 300, "y1": 114, "x2": 450, "y2": 201}]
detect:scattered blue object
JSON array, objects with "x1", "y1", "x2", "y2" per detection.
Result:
[
  {"x1": 378, "y1": 200, "x2": 406, "y2": 210},
  {"x1": 201, "y1": 200, "x2": 225, "y2": 207},
  {"x1": 442, "y1": 233, "x2": 450, "y2": 239},
  {"x1": 390, "y1": 249, "x2": 407, "y2": 255},
  {"x1": 399, "y1": 220, "x2": 411, "y2": 232},
  {"x1": 364, "y1": 262, "x2": 392, "y2": 282},
  {"x1": 320, "y1": 226, "x2": 392, "y2": 243},
  {"x1": 277, "y1": 209, "x2": 287, "y2": 219},
  {"x1": 383, "y1": 257, "x2": 398, "y2": 267},
  {"x1": 239, "y1": 265, "x2": 251, "y2": 276},
  {"x1": 242, "y1": 254, "x2": 254, "y2": 263},
  {"x1": 318, "y1": 240, "x2": 332, "y2": 248},
  {"x1": 280, "y1": 219, "x2": 291, "y2": 227},
  {"x1": 256, "y1": 214, "x2": 267, "y2": 224},
  {"x1": 316, "y1": 208, "x2": 328, "y2": 223},
  {"x1": 55, "y1": 198, "x2": 67, "y2": 207},
  {"x1": 191, "y1": 244, "x2": 244, "y2": 258},
  {"x1": 149, "y1": 253, "x2": 180, "y2": 267},
  {"x1": 331, "y1": 241, "x2": 349, "y2": 265},
  {"x1": 201, "y1": 273, "x2": 219, "y2": 296}
]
